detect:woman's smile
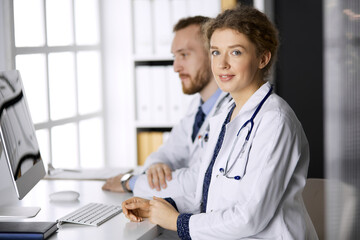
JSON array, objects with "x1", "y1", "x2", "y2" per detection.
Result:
[{"x1": 218, "y1": 74, "x2": 235, "y2": 81}]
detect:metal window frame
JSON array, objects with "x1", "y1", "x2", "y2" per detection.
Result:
[{"x1": 10, "y1": 0, "x2": 105, "y2": 168}]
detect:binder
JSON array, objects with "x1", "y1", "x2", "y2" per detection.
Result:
[
  {"x1": 137, "y1": 132, "x2": 164, "y2": 166},
  {"x1": 135, "y1": 66, "x2": 152, "y2": 122},
  {"x1": 133, "y1": 0, "x2": 153, "y2": 54},
  {"x1": 167, "y1": 66, "x2": 183, "y2": 123},
  {"x1": 188, "y1": 0, "x2": 220, "y2": 17},
  {"x1": 171, "y1": 0, "x2": 188, "y2": 26},
  {"x1": 188, "y1": 0, "x2": 204, "y2": 16},
  {"x1": 150, "y1": 132, "x2": 163, "y2": 153},
  {"x1": 206, "y1": 0, "x2": 221, "y2": 17},
  {"x1": 137, "y1": 132, "x2": 151, "y2": 166},
  {"x1": 153, "y1": 0, "x2": 172, "y2": 55},
  {"x1": 0, "y1": 221, "x2": 58, "y2": 240},
  {"x1": 150, "y1": 66, "x2": 167, "y2": 123}
]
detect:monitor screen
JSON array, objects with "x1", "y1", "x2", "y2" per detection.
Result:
[{"x1": 0, "y1": 70, "x2": 45, "y2": 200}]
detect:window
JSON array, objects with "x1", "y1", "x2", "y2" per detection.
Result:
[{"x1": 12, "y1": 0, "x2": 104, "y2": 169}]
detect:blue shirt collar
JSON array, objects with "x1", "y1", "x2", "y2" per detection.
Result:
[{"x1": 200, "y1": 88, "x2": 222, "y2": 116}]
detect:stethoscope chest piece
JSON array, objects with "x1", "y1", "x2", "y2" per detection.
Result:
[{"x1": 219, "y1": 168, "x2": 241, "y2": 180}]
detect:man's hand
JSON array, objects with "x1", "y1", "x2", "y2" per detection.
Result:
[
  {"x1": 146, "y1": 163, "x2": 173, "y2": 191},
  {"x1": 102, "y1": 174, "x2": 128, "y2": 192},
  {"x1": 122, "y1": 197, "x2": 150, "y2": 222}
]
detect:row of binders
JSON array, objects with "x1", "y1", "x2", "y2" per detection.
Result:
[
  {"x1": 133, "y1": 0, "x2": 220, "y2": 56},
  {"x1": 135, "y1": 65, "x2": 195, "y2": 124},
  {"x1": 137, "y1": 131, "x2": 170, "y2": 165}
]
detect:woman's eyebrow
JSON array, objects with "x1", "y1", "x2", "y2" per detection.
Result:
[
  {"x1": 228, "y1": 44, "x2": 245, "y2": 49},
  {"x1": 210, "y1": 44, "x2": 245, "y2": 49}
]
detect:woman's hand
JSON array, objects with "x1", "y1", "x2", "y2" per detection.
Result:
[
  {"x1": 122, "y1": 196, "x2": 180, "y2": 231},
  {"x1": 148, "y1": 196, "x2": 180, "y2": 231},
  {"x1": 122, "y1": 197, "x2": 150, "y2": 222}
]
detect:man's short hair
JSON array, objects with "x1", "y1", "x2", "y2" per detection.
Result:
[{"x1": 173, "y1": 16, "x2": 210, "y2": 32}]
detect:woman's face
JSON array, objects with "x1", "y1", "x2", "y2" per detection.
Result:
[{"x1": 210, "y1": 28, "x2": 265, "y2": 99}]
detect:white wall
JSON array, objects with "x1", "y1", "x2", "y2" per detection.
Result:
[
  {"x1": 102, "y1": 0, "x2": 137, "y2": 168},
  {"x1": 0, "y1": 0, "x2": 13, "y2": 71},
  {"x1": 0, "y1": 0, "x2": 14, "y2": 197}
]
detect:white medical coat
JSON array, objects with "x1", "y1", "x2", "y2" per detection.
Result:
[
  {"x1": 133, "y1": 91, "x2": 232, "y2": 198},
  {"x1": 172, "y1": 82, "x2": 318, "y2": 239}
]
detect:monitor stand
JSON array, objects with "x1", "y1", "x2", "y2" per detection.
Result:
[{"x1": 0, "y1": 206, "x2": 40, "y2": 218}]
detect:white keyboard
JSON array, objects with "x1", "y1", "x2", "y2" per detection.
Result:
[{"x1": 58, "y1": 203, "x2": 122, "y2": 226}]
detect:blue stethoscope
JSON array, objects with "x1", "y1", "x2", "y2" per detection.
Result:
[{"x1": 219, "y1": 85, "x2": 273, "y2": 180}]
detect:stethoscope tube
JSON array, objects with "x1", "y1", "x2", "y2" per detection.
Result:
[{"x1": 220, "y1": 85, "x2": 273, "y2": 180}]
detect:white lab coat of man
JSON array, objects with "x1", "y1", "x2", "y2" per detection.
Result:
[
  {"x1": 133, "y1": 91, "x2": 231, "y2": 198},
  {"x1": 172, "y1": 83, "x2": 319, "y2": 239}
]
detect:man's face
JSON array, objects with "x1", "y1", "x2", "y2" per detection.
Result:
[{"x1": 171, "y1": 25, "x2": 212, "y2": 95}]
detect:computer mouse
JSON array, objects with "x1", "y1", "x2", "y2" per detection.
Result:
[{"x1": 49, "y1": 190, "x2": 80, "y2": 202}]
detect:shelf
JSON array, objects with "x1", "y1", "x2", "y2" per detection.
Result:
[
  {"x1": 130, "y1": 0, "x2": 221, "y2": 166},
  {"x1": 133, "y1": 55, "x2": 173, "y2": 62},
  {"x1": 135, "y1": 122, "x2": 176, "y2": 129}
]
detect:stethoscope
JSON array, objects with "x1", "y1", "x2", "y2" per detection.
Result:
[
  {"x1": 219, "y1": 85, "x2": 273, "y2": 180},
  {"x1": 198, "y1": 93, "x2": 231, "y2": 148}
]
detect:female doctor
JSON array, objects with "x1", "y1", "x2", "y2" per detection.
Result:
[{"x1": 122, "y1": 6, "x2": 318, "y2": 240}]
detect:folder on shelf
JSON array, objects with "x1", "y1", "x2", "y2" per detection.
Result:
[
  {"x1": 0, "y1": 221, "x2": 58, "y2": 240},
  {"x1": 136, "y1": 66, "x2": 152, "y2": 122},
  {"x1": 153, "y1": 0, "x2": 172, "y2": 55},
  {"x1": 137, "y1": 132, "x2": 164, "y2": 166},
  {"x1": 150, "y1": 66, "x2": 168, "y2": 123},
  {"x1": 137, "y1": 132, "x2": 151, "y2": 166},
  {"x1": 188, "y1": 0, "x2": 220, "y2": 17},
  {"x1": 167, "y1": 66, "x2": 183, "y2": 123},
  {"x1": 171, "y1": 0, "x2": 188, "y2": 26},
  {"x1": 205, "y1": 0, "x2": 222, "y2": 17},
  {"x1": 133, "y1": 0, "x2": 153, "y2": 54},
  {"x1": 151, "y1": 132, "x2": 163, "y2": 152}
]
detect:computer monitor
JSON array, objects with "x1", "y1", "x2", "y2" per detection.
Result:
[{"x1": 0, "y1": 70, "x2": 45, "y2": 218}]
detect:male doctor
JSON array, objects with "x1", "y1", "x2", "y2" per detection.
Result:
[{"x1": 102, "y1": 16, "x2": 231, "y2": 197}]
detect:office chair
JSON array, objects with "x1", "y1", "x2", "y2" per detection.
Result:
[
  {"x1": 303, "y1": 178, "x2": 325, "y2": 239},
  {"x1": 303, "y1": 178, "x2": 357, "y2": 240}
]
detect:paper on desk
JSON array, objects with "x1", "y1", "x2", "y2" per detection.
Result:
[{"x1": 44, "y1": 168, "x2": 133, "y2": 180}]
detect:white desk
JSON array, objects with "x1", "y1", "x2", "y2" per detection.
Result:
[{"x1": 6, "y1": 180, "x2": 160, "y2": 240}]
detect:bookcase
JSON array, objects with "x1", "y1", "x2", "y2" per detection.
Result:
[
  {"x1": 103, "y1": 0, "x2": 269, "y2": 168},
  {"x1": 131, "y1": 0, "x2": 221, "y2": 165}
]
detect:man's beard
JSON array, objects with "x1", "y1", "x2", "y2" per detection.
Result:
[{"x1": 181, "y1": 65, "x2": 212, "y2": 95}]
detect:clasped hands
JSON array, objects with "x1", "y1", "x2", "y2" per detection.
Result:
[{"x1": 122, "y1": 196, "x2": 179, "y2": 231}]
